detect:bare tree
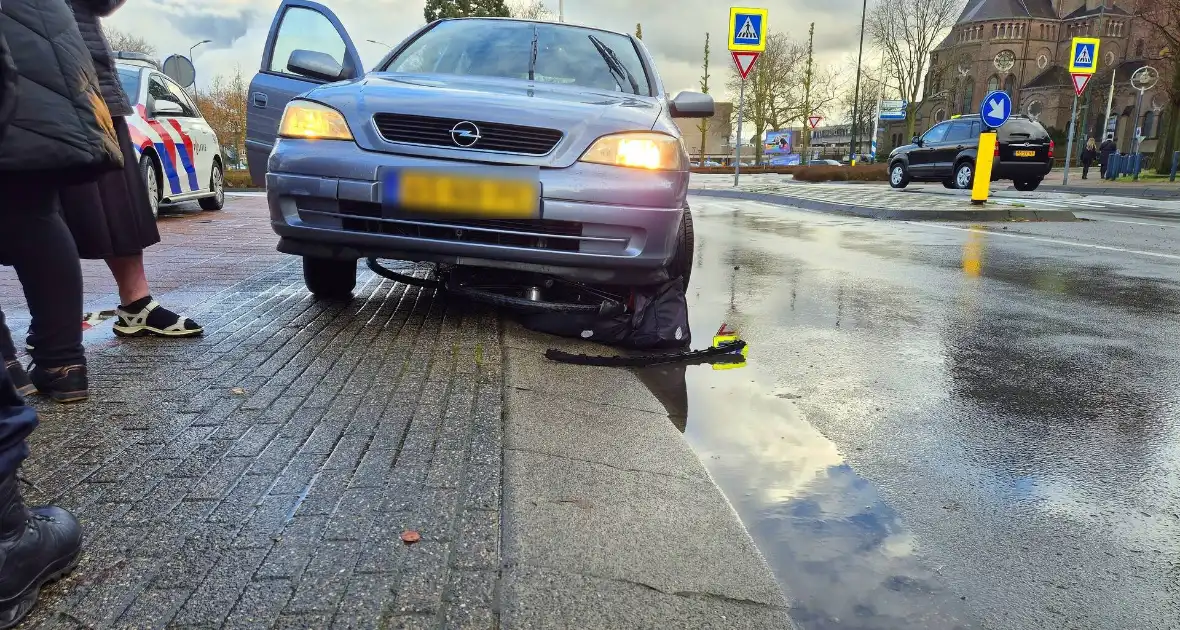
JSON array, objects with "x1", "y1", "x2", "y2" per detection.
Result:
[
  {"x1": 867, "y1": 0, "x2": 962, "y2": 137},
  {"x1": 508, "y1": 0, "x2": 554, "y2": 19},
  {"x1": 697, "y1": 33, "x2": 711, "y2": 165},
  {"x1": 839, "y1": 58, "x2": 886, "y2": 157},
  {"x1": 727, "y1": 32, "x2": 808, "y2": 164},
  {"x1": 104, "y1": 27, "x2": 157, "y2": 57}
]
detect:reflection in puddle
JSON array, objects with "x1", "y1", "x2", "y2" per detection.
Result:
[{"x1": 636, "y1": 363, "x2": 974, "y2": 629}]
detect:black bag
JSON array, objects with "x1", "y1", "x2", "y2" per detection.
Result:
[{"x1": 522, "y1": 278, "x2": 691, "y2": 350}]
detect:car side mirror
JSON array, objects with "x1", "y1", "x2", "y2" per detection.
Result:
[
  {"x1": 151, "y1": 100, "x2": 184, "y2": 116},
  {"x1": 912, "y1": 135, "x2": 922, "y2": 146},
  {"x1": 669, "y1": 91, "x2": 715, "y2": 118},
  {"x1": 288, "y1": 49, "x2": 345, "y2": 82}
]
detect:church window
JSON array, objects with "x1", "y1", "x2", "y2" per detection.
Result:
[{"x1": 987, "y1": 75, "x2": 1000, "y2": 92}]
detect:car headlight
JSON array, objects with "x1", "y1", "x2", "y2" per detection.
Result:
[
  {"x1": 580, "y1": 133, "x2": 683, "y2": 170},
  {"x1": 278, "y1": 100, "x2": 353, "y2": 141}
]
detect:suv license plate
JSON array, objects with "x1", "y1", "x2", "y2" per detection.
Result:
[{"x1": 1014, "y1": 150, "x2": 1036, "y2": 158}]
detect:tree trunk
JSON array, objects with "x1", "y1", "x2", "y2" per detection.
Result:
[{"x1": 1155, "y1": 106, "x2": 1179, "y2": 175}]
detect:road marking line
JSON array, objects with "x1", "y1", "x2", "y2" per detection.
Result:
[
  {"x1": 913, "y1": 223, "x2": 1180, "y2": 260},
  {"x1": 1081, "y1": 216, "x2": 1180, "y2": 228}
]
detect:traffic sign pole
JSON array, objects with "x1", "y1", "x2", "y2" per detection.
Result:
[
  {"x1": 1063, "y1": 93, "x2": 1078, "y2": 186},
  {"x1": 1131, "y1": 88, "x2": 1144, "y2": 181},
  {"x1": 728, "y1": 6, "x2": 767, "y2": 186},
  {"x1": 734, "y1": 78, "x2": 745, "y2": 186}
]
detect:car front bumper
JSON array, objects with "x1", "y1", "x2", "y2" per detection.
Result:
[{"x1": 266, "y1": 139, "x2": 689, "y2": 285}]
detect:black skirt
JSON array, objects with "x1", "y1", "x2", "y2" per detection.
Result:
[{"x1": 58, "y1": 116, "x2": 161, "y2": 260}]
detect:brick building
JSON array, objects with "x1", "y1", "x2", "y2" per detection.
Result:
[{"x1": 882, "y1": 0, "x2": 1170, "y2": 160}]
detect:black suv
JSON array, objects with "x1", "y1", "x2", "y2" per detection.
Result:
[{"x1": 887, "y1": 114, "x2": 1054, "y2": 191}]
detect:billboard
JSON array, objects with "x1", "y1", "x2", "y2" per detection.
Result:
[
  {"x1": 764, "y1": 129, "x2": 794, "y2": 154},
  {"x1": 763, "y1": 130, "x2": 800, "y2": 165}
]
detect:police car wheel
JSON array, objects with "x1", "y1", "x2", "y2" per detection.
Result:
[
  {"x1": 140, "y1": 155, "x2": 160, "y2": 219},
  {"x1": 199, "y1": 163, "x2": 225, "y2": 211}
]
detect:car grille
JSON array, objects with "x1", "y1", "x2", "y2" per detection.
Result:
[
  {"x1": 335, "y1": 201, "x2": 584, "y2": 252},
  {"x1": 372, "y1": 113, "x2": 564, "y2": 156}
]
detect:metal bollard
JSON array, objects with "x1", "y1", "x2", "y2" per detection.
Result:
[
  {"x1": 1171, "y1": 151, "x2": 1179, "y2": 183},
  {"x1": 1107, "y1": 154, "x2": 1119, "y2": 180}
]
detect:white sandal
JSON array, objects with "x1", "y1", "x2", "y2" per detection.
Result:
[{"x1": 112, "y1": 299, "x2": 203, "y2": 338}]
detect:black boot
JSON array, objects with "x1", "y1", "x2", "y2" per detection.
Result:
[{"x1": 0, "y1": 474, "x2": 82, "y2": 629}]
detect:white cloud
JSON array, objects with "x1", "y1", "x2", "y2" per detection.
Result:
[{"x1": 104, "y1": 0, "x2": 867, "y2": 99}]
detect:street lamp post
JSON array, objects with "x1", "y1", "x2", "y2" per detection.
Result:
[
  {"x1": 189, "y1": 39, "x2": 211, "y2": 86},
  {"x1": 559, "y1": 0, "x2": 564, "y2": 22},
  {"x1": 848, "y1": 0, "x2": 868, "y2": 164}
]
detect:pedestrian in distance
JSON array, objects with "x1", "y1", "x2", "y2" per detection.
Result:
[
  {"x1": 0, "y1": 0, "x2": 123, "y2": 622},
  {"x1": 0, "y1": 0, "x2": 204, "y2": 404},
  {"x1": 1099, "y1": 134, "x2": 1117, "y2": 178},
  {"x1": 1080, "y1": 137, "x2": 1098, "y2": 180}
]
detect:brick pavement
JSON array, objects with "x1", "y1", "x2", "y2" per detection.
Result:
[{"x1": 2, "y1": 197, "x2": 503, "y2": 629}]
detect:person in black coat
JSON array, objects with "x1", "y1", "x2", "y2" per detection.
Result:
[
  {"x1": 1099, "y1": 135, "x2": 1117, "y2": 178},
  {"x1": 0, "y1": 0, "x2": 117, "y2": 624},
  {"x1": 0, "y1": 0, "x2": 203, "y2": 408},
  {"x1": 1080, "y1": 137, "x2": 1098, "y2": 179}
]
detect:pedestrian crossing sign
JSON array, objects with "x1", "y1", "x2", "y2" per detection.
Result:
[
  {"x1": 729, "y1": 7, "x2": 768, "y2": 52},
  {"x1": 1068, "y1": 37, "x2": 1100, "y2": 74}
]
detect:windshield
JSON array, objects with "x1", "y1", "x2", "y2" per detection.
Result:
[
  {"x1": 383, "y1": 20, "x2": 651, "y2": 96},
  {"x1": 117, "y1": 66, "x2": 141, "y2": 100}
]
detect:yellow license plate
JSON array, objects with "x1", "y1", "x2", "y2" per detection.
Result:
[
  {"x1": 1014, "y1": 150, "x2": 1036, "y2": 157},
  {"x1": 393, "y1": 170, "x2": 539, "y2": 218}
]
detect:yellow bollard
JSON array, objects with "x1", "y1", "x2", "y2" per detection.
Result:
[{"x1": 971, "y1": 132, "x2": 997, "y2": 205}]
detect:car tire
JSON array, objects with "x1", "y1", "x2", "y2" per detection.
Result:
[
  {"x1": 1014, "y1": 179, "x2": 1042, "y2": 192},
  {"x1": 140, "y1": 154, "x2": 160, "y2": 219},
  {"x1": 199, "y1": 162, "x2": 225, "y2": 211},
  {"x1": 942, "y1": 179, "x2": 957, "y2": 189},
  {"x1": 953, "y1": 161, "x2": 975, "y2": 190},
  {"x1": 303, "y1": 257, "x2": 357, "y2": 300},
  {"x1": 668, "y1": 207, "x2": 694, "y2": 286},
  {"x1": 888, "y1": 162, "x2": 910, "y2": 189}
]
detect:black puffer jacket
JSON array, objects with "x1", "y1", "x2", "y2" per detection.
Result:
[
  {"x1": 68, "y1": 0, "x2": 131, "y2": 117},
  {"x1": 0, "y1": 0, "x2": 122, "y2": 183}
]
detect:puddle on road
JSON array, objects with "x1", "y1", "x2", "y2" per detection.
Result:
[{"x1": 636, "y1": 360, "x2": 974, "y2": 629}]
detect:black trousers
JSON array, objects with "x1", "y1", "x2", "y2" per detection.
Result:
[
  {"x1": 0, "y1": 182, "x2": 85, "y2": 369},
  {"x1": 1082, "y1": 162, "x2": 1092, "y2": 179}
]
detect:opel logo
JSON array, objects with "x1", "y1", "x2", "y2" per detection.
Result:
[{"x1": 450, "y1": 121, "x2": 482, "y2": 148}]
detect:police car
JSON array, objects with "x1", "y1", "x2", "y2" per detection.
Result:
[{"x1": 115, "y1": 52, "x2": 224, "y2": 217}]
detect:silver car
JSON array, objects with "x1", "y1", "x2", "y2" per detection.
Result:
[{"x1": 247, "y1": 0, "x2": 713, "y2": 299}]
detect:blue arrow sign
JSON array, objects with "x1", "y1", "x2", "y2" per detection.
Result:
[{"x1": 979, "y1": 90, "x2": 1012, "y2": 129}]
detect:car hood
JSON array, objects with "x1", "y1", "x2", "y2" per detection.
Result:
[{"x1": 305, "y1": 73, "x2": 665, "y2": 167}]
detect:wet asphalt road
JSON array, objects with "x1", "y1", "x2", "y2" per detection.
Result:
[{"x1": 642, "y1": 198, "x2": 1180, "y2": 630}]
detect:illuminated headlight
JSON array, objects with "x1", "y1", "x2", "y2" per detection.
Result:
[
  {"x1": 278, "y1": 100, "x2": 353, "y2": 141},
  {"x1": 580, "y1": 133, "x2": 683, "y2": 170}
]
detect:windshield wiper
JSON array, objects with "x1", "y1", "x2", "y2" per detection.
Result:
[
  {"x1": 529, "y1": 26, "x2": 539, "y2": 81},
  {"x1": 588, "y1": 34, "x2": 639, "y2": 95}
]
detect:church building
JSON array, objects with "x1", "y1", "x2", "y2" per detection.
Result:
[{"x1": 882, "y1": 0, "x2": 1168, "y2": 159}]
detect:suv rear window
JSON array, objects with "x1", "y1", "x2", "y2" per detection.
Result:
[{"x1": 1001, "y1": 118, "x2": 1048, "y2": 140}]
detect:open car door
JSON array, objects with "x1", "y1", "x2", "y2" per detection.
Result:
[{"x1": 246, "y1": 0, "x2": 363, "y2": 186}]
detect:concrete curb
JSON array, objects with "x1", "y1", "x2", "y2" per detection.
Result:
[
  {"x1": 499, "y1": 321, "x2": 796, "y2": 629},
  {"x1": 690, "y1": 187, "x2": 1078, "y2": 222},
  {"x1": 1029, "y1": 184, "x2": 1180, "y2": 199}
]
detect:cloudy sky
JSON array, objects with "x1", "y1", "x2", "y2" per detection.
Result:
[{"x1": 104, "y1": 0, "x2": 871, "y2": 103}]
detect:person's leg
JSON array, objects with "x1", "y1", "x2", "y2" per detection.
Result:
[
  {"x1": 0, "y1": 332, "x2": 83, "y2": 628},
  {"x1": 1082, "y1": 163, "x2": 1090, "y2": 179},
  {"x1": 0, "y1": 184, "x2": 87, "y2": 403},
  {"x1": 107, "y1": 255, "x2": 203, "y2": 339}
]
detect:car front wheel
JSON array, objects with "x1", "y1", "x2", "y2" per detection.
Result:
[
  {"x1": 1014, "y1": 179, "x2": 1042, "y2": 192},
  {"x1": 199, "y1": 163, "x2": 225, "y2": 211},
  {"x1": 954, "y1": 161, "x2": 975, "y2": 190},
  {"x1": 667, "y1": 207, "x2": 695, "y2": 286},
  {"x1": 303, "y1": 257, "x2": 357, "y2": 300},
  {"x1": 889, "y1": 163, "x2": 910, "y2": 189}
]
